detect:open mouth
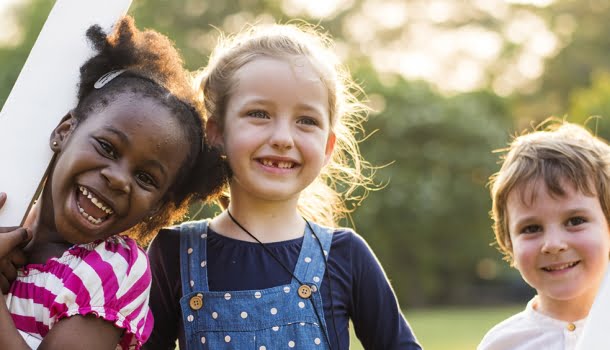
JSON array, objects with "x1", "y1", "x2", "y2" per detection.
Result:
[
  {"x1": 541, "y1": 261, "x2": 580, "y2": 272},
  {"x1": 258, "y1": 158, "x2": 297, "y2": 169},
  {"x1": 76, "y1": 186, "x2": 114, "y2": 225}
]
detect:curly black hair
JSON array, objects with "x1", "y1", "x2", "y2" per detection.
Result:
[{"x1": 69, "y1": 16, "x2": 227, "y2": 243}]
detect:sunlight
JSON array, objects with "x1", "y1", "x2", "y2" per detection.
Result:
[
  {"x1": 282, "y1": 0, "x2": 353, "y2": 19},
  {"x1": 506, "y1": 0, "x2": 555, "y2": 7},
  {"x1": 0, "y1": 0, "x2": 23, "y2": 47}
]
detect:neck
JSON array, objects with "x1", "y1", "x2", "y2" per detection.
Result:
[
  {"x1": 534, "y1": 290, "x2": 597, "y2": 322},
  {"x1": 211, "y1": 191, "x2": 305, "y2": 243},
  {"x1": 23, "y1": 194, "x2": 72, "y2": 264}
]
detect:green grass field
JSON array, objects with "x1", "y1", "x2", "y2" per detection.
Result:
[{"x1": 349, "y1": 305, "x2": 523, "y2": 350}]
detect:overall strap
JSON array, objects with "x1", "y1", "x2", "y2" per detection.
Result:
[
  {"x1": 179, "y1": 220, "x2": 210, "y2": 294},
  {"x1": 293, "y1": 221, "x2": 334, "y2": 287}
]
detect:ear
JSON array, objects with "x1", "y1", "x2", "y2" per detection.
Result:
[
  {"x1": 206, "y1": 118, "x2": 225, "y2": 151},
  {"x1": 50, "y1": 112, "x2": 78, "y2": 152},
  {"x1": 323, "y1": 131, "x2": 336, "y2": 166}
]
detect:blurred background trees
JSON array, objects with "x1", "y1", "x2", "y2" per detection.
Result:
[{"x1": 2, "y1": 0, "x2": 608, "y2": 308}]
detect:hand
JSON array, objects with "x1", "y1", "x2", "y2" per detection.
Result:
[{"x1": 0, "y1": 227, "x2": 31, "y2": 294}]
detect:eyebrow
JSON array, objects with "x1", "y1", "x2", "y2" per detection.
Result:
[
  {"x1": 242, "y1": 98, "x2": 325, "y2": 116},
  {"x1": 105, "y1": 127, "x2": 130, "y2": 145}
]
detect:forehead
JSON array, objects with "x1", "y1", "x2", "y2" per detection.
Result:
[
  {"x1": 230, "y1": 56, "x2": 328, "y2": 104},
  {"x1": 81, "y1": 95, "x2": 188, "y2": 156},
  {"x1": 505, "y1": 178, "x2": 603, "y2": 224}
]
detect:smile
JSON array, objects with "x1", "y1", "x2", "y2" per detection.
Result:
[
  {"x1": 259, "y1": 158, "x2": 296, "y2": 169},
  {"x1": 77, "y1": 186, "x2": 114, "y2": 225},
  {"x1": 541, "y1": 261, "x2": 580, "y2": 272}
]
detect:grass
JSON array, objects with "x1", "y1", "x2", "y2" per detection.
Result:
[{"x1": 349, "y1": 304, "x2": 523, "y2": 350}]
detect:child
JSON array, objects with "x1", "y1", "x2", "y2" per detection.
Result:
[
  {"x1": 145, "y1": 24, "x2": 421, "y2": 350},
  {"x1": 0, "y1": 16, "x2": 225, "y2": 349},
  {"x1": 478, "y1": 120, "x2": 610, "y2": 349}
]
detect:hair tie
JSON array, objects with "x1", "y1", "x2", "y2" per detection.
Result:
[{"x1": 94, "y1": 69, "x2": 127, "y2": 89}]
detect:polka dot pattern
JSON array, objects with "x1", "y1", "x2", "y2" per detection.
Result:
[{"x1": 179, "y1": 221, "x2": 334, "y2": 349}]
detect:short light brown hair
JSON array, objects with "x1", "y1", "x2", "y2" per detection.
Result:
[{"x1": 489, "y1": 119, "x2": 610, "y2": 263}]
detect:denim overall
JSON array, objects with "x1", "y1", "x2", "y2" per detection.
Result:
[{"x1": 179, "y1": 220, "x2": 333, "y2": 349}]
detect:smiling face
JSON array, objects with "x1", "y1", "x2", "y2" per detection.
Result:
[
  {"x1": 44, "y1": 93, "x2": 189, "y2": 244},
  {"x1": 209, "y1": 56, "x2": 335, "y2": 204},
  {"x1": 507, "y1": 179, "x2": 610, "y2": 319}
]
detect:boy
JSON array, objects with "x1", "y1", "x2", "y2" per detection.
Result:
[{"x1": 479, "y1": 121, "x2": 610, "y2": 350}]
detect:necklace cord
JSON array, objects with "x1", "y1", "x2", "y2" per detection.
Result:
[{"x1": 225, "y1": 210, "x2": 335, "y2": 349}]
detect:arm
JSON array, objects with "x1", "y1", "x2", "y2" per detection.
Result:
[
  {"x1": 39, "y1": 315, "x2": 122, "y2": 350},
  {"x1": 0, "y1": 227, "x2": 33, "y2": 349},
  {"x1": 0, "y1": 193, "x2": 34, "y2": 293},
  {"x1": 348, "y1": 232, "x2": 422, "y2": 350},
  {"x1": 143, "y1": 229, "x2": 182, "y2": 350}
]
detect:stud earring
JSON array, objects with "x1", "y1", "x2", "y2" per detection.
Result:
[{"x1": 52, "y1": 141, "x2": 58, "y2": 147}]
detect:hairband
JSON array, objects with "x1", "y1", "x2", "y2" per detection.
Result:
[{"x1": 94, "y1": 69, "x2": 127, "y2": 89}]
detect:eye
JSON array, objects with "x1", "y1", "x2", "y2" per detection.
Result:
[
  {"x1": 566, "y1": 216, "x2": 586, "y2": 227},
  {"x1": 97, "y1": 139, "x2": 116, "y2": 158},
  {"x1": 298, "y1": 116, "x2": 319, "y2": 126},
  {"x1": 520, "y1": 224, "x2": 542, "y2": 234},
  {"x1": 136, "y1": 172, "x2": 158, "y2": 189},
  {"x1": 247, "y1": 110, "x2": 269, "y2": 119}
]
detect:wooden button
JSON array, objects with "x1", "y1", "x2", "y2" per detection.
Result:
[
  {"x1": 298, "y1": 285, "x2": 312, "y2": 299},
  {"x1": 567, "y1": 323, "x2": 576, "y2": 332},
  {"x1": 189, "y1": 294, "x2": 204, "y2": 310}
]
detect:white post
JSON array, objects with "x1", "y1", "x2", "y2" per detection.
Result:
[
  {"x1": 0, "y1": 0, "x2": 132, "y2": 226},
  {"x1": 575, "y1": 263, "x2": 610, "y2": 349}
]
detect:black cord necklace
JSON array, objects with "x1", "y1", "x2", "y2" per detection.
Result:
[{"x1": 225, "y1": 209, "x2": 334, "y2": 349}]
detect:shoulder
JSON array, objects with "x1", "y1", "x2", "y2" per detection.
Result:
[
  {"x1": 478, "y1": 309, "x2": 534, "y2": 350},
  {"x1": 329, "y1": 227, "x2": 377, "y2": 262}
]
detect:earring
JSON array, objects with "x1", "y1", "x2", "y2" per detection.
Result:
[{"x1": 52, "y1": 141, "x2": 58, "y2": 147}]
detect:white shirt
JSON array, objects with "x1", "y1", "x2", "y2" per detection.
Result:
[{"x1": 478, "y1": 297, "x2": 585, "y2": 350}]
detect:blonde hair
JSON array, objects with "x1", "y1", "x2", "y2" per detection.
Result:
[
  {"x1": 196, "y1": 23, "x2": 375, "y2": 226},
  {"x1": 489, "y1": 119, "x2": 610, "y2": 263}
]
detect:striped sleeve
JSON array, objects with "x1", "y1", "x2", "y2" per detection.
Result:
[{"x1": 57, "y1": 237, "x2": 154, "y2": 350}]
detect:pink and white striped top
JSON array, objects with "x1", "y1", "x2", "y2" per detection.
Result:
[{"x1": 5, "y1": 235, "x2": 154, "y2": 350}]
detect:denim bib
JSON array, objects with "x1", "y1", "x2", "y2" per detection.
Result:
[{"x1": 179, "y1": 220, "x2": 333, "y2": 349}]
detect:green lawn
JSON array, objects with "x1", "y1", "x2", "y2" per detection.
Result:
[{"x1": 349, "y1": 305, "x2": 523, "y2": 350}]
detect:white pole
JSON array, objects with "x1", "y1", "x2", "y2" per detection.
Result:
[
  {"x1": 575, "y1": 263, "x2": 610, "y2": 349},
  {"x1": 0, "y1": 0, "x2": 132, "y2": 226}
]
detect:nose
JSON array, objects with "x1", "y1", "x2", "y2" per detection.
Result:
[
  {"x1": 269, "y1": 119, "x2": 294, "y2": 150},
  {"x1": 541, "y1": 229, "x2": 568, "y2": 254},
  {"x1": 100, "y1": 164, "x2": 130, "y2": 194}
]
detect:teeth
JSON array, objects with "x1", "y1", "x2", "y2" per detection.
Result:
[
  {"x1": 78, "y1": 186, "x2": 114, "y2": 218},
  {"x1": 261, "y1": 159, "x2": 293, "y2": 169},
  {"x1": 544, "y1": 262, "x2": 577, "y2": 271}
]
